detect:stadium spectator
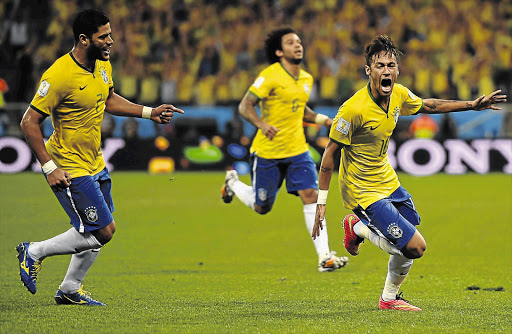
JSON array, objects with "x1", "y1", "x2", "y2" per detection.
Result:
[
  {"x1": 312, "y1": 35, "x2": 507, "y2": 311},
  {"x1": 16, "y1": 9, "x2": 184, "y2": 306},
  {"x1": 1, "y1": 0, "x2": 510, "y2": 134},
  {"x1": 221, "y1": 28, "x2": 348, "y2": 272}
]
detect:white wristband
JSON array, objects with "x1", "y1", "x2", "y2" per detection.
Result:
[
  {"x1": 317, "y1": 189, "x2": 328, "y2": 205},
  {"x1": 142, "y1": 106, "x2": 152, "y2": 119},
  {"x1": 42, "y1": 160, "x2": 58, "y2": 176},
  {"x1": 315, "y1": 114, "x2": 329, "y2": 125}
]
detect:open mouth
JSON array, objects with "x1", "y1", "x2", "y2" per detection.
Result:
[{"x1": 381, "y1": 78, "x2": 392, "y2": 93}]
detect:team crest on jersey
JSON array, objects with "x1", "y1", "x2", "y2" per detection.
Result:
[
  {"x1": 303, "y1": 84, "x2": 310, "y2": 94},
  {"x1": 335, "y1": 118, "x2": 351, "y2": 135},
  {"x1": 101, "y1": 68, "x2": 109, "y2": 84},
  {"x1": 387, "y1": 223, "x2": 403, "y2": 239},
  {"x1": 85, "y1": 206, "x2": 98, "y2": 222},
  {"x1": 37, "y1": 80, "x2": 50, "y2": 97},
  {"x1": 258, "y1": 188, "x2": 267, "y2": 201}
]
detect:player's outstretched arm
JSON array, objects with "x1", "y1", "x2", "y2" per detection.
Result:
[
  {"x1": 304, "y1": 105, "x2": 333, "y2": 128},
  {"x1": 105, "y1": 89, "x2": 184, "y2": 124},
  {"x1": 20, "y1": 107, "x2": 71, "y2": 192},
  {"x1": 422, "y1": 90, "x2": 507, "y2": 114},
  {"x1": 239, "y1": 91, "x2": 280, "y2": 140},
  {"x1": 312, "y1": 140, "x2": 342, "y2": 239}
]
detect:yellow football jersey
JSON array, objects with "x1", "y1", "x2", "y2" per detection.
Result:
[
  {"x1": 330, "y1": 82, "x2": 423, "y2": 209},
  {"x1": 248, "y1": 62, "x2": 313, "y2": 159},
  {"x1": 30, "y1": 52, "x2": 113, "y2": 177}
]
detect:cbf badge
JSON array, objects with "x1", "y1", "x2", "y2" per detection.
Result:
[
  {"x1": 85, "y1": 206, "x2": 98, "y2": 222},
  {"x1": 258, "y1": 188, "x2": 267, "y2": 201},
  {"x1": 387, "y1": 223, "x2": 403, "y2": 239},
  {"x1": 101, "y1": 69, "x2": 109, "y2": 84}
]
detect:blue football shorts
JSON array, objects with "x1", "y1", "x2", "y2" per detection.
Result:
[
  {"x1": 249, "y1": 151, "x2": 318, "y2": 207},
  {"x1": 352, "y1": 186, "x2": 421, "y2": 250},
  {"x1": 52, "y1": 168, "x2": 115, "y2": 233}
]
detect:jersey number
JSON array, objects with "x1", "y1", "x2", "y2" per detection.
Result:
[
  {"x1": 379, "y1": 138, "x2": 390, "y2": 156},
  {"x1": 95, "y1": 93, "x2": 103, "y2": 113},
  {"x1": 292, "y1": 98, "x2": 299, "y2": 112}
]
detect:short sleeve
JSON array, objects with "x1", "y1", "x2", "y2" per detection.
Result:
[
  {"x1": 30, "y1": 67, "x2": 68, "y2": 116},
  {"x1": 248, "y1": 68, "x2": 274, "y2": 100},
  {"x1": 329, "y1": 104, "x2": 359, "y2": 146},
  {"x1": 400, "y1": 85, "x2": 424, "y2": 116}
]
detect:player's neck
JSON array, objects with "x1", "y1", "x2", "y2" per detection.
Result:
[
  {"x1": 370, "y1": 86, "x2": 390, "y2": 110},
  {"x1": 280, "y1": 59, "x2": 300, "y2": 79},
  {"x1": 71, "y1": 47, "x2": 95, "y2": 72}
]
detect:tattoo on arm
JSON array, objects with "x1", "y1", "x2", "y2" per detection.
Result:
[
  {"x1": 424, "y1": 99, "x2": 472, "y2": 113},
  {"x1": 424, "y1": 99, "x2": 450, "y2": 112},
  {"x1": 320, "y1": 166, "x2": 332, "y2": 173}
]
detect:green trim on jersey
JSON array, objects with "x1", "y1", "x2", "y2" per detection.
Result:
[
  {"x1": 279, "y1": 62, "x2": 299, "y2": 81},
  {"x1": 69, "y1": 52, "x2": 94, "y2": 73},
  {"x1": 330, "y1": 83, "x2": 423, "y2": 209},
  {"x1": 30, "y1": 53, "x2": 114, "y2": 177},
  {"x1": 248, "y1": 62, "x2": 313, "y2": 159}
]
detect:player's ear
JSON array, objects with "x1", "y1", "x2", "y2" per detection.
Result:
[
  {"x1": 275, "y1": 49, "x2": 284, "y2": 58},
  {"x1": 365, "y1": 65, "x2": 371, "y2": 76},
  {"x1": 79, "y1": 34, "x2": 88, "y2": 46}
]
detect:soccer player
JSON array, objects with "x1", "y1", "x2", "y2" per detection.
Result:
[
  {"x1": 16, "y1": 9, "x2": 184, "y2": 305},
  {"x1": 221, "y1": 28, "x2": 348, "y2": 272},
  {"x1": 312, "y1": 35, "x2": 507, "y2": 310}
]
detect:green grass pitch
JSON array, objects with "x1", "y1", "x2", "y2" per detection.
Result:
[{"x1": 1, "y1": 172, "x2": 511, "y2": 333}]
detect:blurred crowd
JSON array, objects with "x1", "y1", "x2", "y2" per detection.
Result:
[{"x1": 1, "y1": 0, "x2": 511, "y2": 107}]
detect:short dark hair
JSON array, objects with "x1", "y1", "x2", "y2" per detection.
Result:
[
  {"x1": 264, "y1": 27, "x2": 297, "y2": 64},
  {"x1": 72, "y1": 9, "x2": 110, "y2": 43},
  {"x1": 364, "y1": 35, "x2": 402, "y2": 67}
]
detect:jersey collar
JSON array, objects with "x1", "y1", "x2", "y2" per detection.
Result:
[
  {"x1": 366, "y1": 81, "x2": 390, "y2": 115},
  {"x1": 279, "y1": 62, "x2": 300, "y2": 81},
  {"x1": 69, "y1": 52, "x2": 95, "y2": 74}
]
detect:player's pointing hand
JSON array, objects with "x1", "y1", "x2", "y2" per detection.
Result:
[{"x1": 153, "y1": 104, "x2": 185, "y2": 124}]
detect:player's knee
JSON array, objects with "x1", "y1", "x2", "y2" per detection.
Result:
[
  {"x1": 403, "y1": 242, "x2": 426, "y2": 259},
  {"x1": 93, "y1": 221, "x2": 116, "y2": 245},
  {"x1": 255, "y1": 205, "x2": 272, "y2": 215}
]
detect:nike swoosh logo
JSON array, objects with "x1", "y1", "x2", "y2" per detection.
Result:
[
  {"x1": 79, "y1": 85, "x2": 88, "y2": 90},
  {"x1": 370, "y1": 124, "x2": 381, "y2": 130},
  {"x1": 63, "y1": 294, "x2": 88, "y2": 304}
]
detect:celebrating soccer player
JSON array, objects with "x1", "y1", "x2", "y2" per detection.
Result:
[
  {"x1": 16, "y1": 9, "x2": 184, "y2": 305},
  {"x1": 312, "y1": 35, "x2": 506, "y2": 311},
  {"x1": 221, "y1": 28, "x2": 348, "y2": 272}
]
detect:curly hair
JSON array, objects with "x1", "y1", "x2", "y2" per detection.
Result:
[
  {"x1": 264, "y1": 27, "x2": 297, "y2": 64},
  {"x1": 364, "y1": 35, "x2": 402, "y2": 66},
  {"x1": 73, "y1": 9, "x2": 110, "y2": 43}
]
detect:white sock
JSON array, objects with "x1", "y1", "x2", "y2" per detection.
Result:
[
  {"x1": 382, "y1": 254, "x2": 414, "y2": 301},
  {"x1": 357, "y1": 223, "x2": 403, "y2": 256},
  {"x1": 353, "y1": 221, "x2": 369, "y2": 238},
  {"x1": 304, "y1": 203, "x2": 330, "y2": 257},
  {"x1": 231, "y1": 180, "x2": 255, "y2": 210},
  {"x1": 28, "y1": 227, "x2": 102, "y2": 261},
  {"x1": 60, "y1": 248, "x2": 101, "y2": 294}
]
